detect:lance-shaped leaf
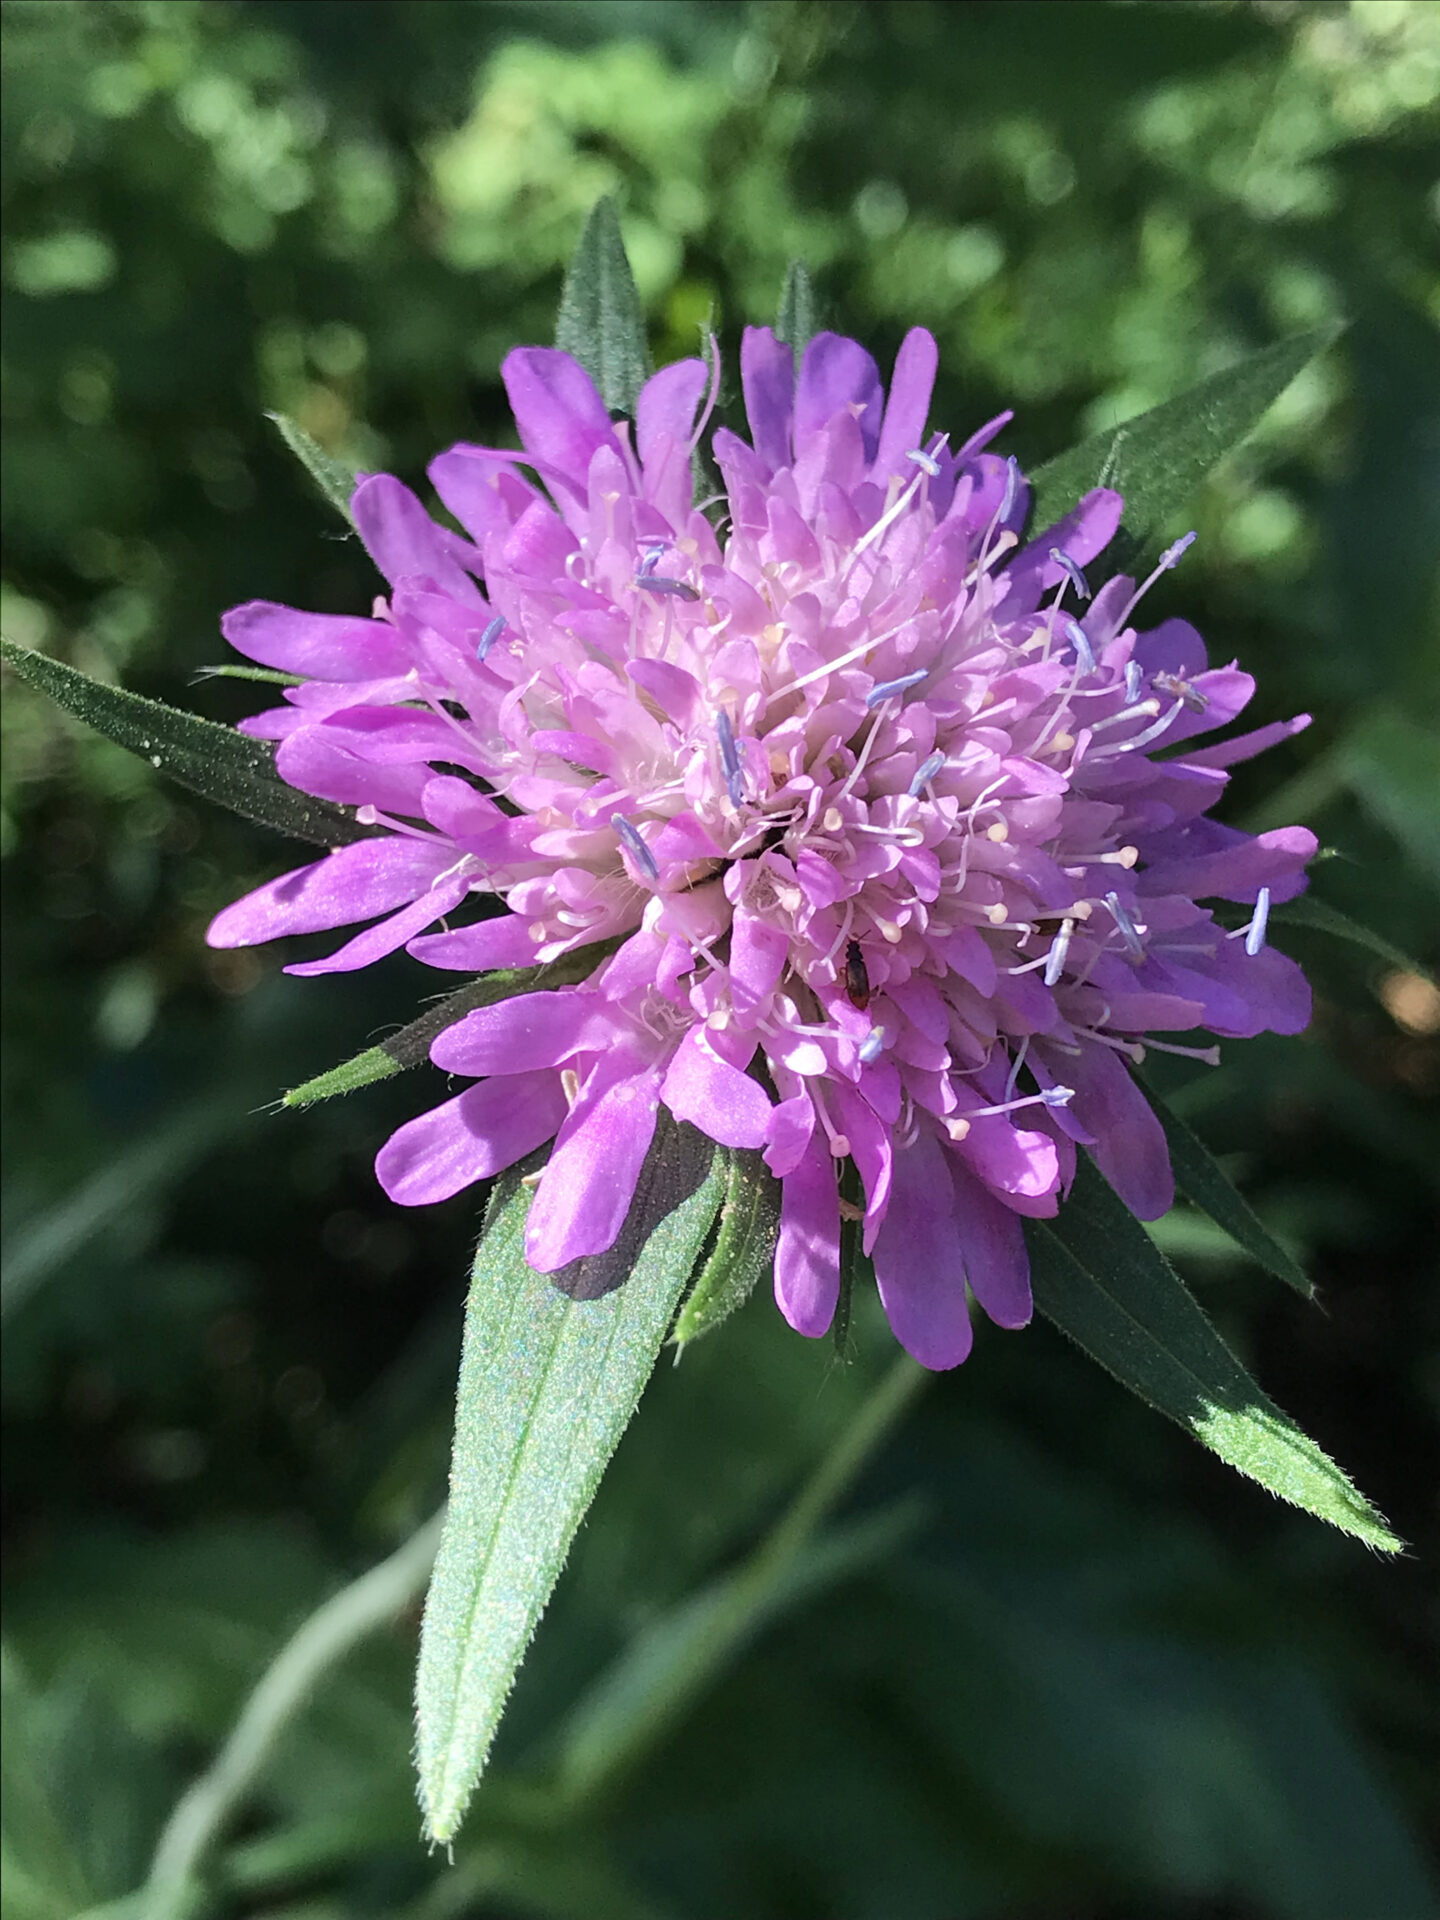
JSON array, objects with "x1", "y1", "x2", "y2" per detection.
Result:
[
  {"x1": 555, "y1": 196, "x2": 650, "y2": 418},
  {"x1": 671, "y1": 1147, "x2": 781, "y2": 1348},
  {"x1": 1273, "y1": 893, "x2": 1436, "y2": 985},
  {"x1": 1139, "y1": 1079, "x2": 1312, "y2": 1298},
  {"x1": 776, "y1": 260, "x2": 818, "y2": 362},
  {"x1": 1030, "y1": 324, "x2": 1340, "y2": 565},
  {"x1": 267, "y1": 412, "x2": 359, "y2": 526},
  {"x1": 1, "y1": 639, "x2": 372, "y2": 849},
  {"x1": 1028, "y1": 1157, "x2": 1400, "y2": 1552},
  {"x1": 414, "y1": 1116, "x2": 726, "y2": 1843},
  {"x1": 282, "y1": 936, "x2": 625, "y2": 1108}
]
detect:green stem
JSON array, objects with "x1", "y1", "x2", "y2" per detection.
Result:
[
  {"x1": 140, "y1": 1509, "x2": 445, "y2": 1918},
  {"x1": 558, "y1": 1351, "x2": 928, "y2": 1810}
]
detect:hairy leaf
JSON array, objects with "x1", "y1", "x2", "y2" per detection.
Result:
[
  {"x1": 776, "y1": 260, "x2": 818, "y2": 361},
  {"x1": 555, "y1": 196, "x2": 650, "y2": 417},
  {"x1": 1030, "y1": 325, "x2": 1341, "y2": 565},
  {"x1": 1140, "y1": 1080, "x2": 1313, "y2": 1297},
  {"x1": 671, "y1": 1148, "x2": 781, "y2": 1348},
  {"x1": 1, "y1": 639, "x2": 373, "y2": 848},
  {"x1": 267, "y1": 412, "x2": 358, "y2": 526},
  {"x1": 414, "y1": 1117, "x2": 726, "y2": 1843},
  {"x1": 1029, "y1": 1158, "x2": 1399, "y2": 1551}
]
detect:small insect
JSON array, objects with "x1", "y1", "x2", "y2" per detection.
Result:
[
  {"x1": 844, "y1": 940, "x2": 871, "y2": 1011},
  {"x1": 1152, "y1": 669, "x2": 1210, "y2": 714}
]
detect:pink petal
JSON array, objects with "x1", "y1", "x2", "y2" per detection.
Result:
[
  {"x1": 427, "y1": 445, "x2": 543, "y2": 546},
  {"x1": 431, "y1": 989, "x2": 615, "y2": 1075},
  {"x1": 774, "y1": 1130, "x2": 841, "y2": 1337},
  {"x1": 740, "y1": 326, "x2": 795, "y2": 473},
  {"x1": 796, "y1": 333, "x2": 884, "y2": 463},
  {"x1": 274, "y1": 728, "x2": 433, "y2": 814},
  {"x1": 729, "y1": 905, "x2": 789, "y2": 1019},
  {"x1": 221, "y1": 602, "x2": 412, "y2": 681},
  {"x1": 949, "y1": 1157, "x2": 1032, "y2": 1329},
  {"x1": 524, "y1": 1057, "x2": 663, "y2": 1269},
  {"x1": 636, "y1": 358, "x2": 709, "y2": 468},
  {"x1": 873, "y1": 328, "x2": 939, "y2": 479},
  {"x1": 872, "y1": 1127, "x2": 973, "y2": 1370},
  {"x1": 285, "y1": 874, "x2": 469, "y2": 976},
  {"x1": 661, "y1": 1025, "x2": 772, "y2": 1149},
  {"x1": 407, "y1": 915, "x2": 541, "y2": 973},
  {"x1": 1176, "y1": 713, "x2": 1312, "y2": 770},
  {"x1": 1069, "y1": 1041, "x2": 1173, "y2": 1221},
  {"x1": 352, "y1": 474, "x2": 483, "y2": 607},
  {"x1": 376, "y1": 1070, "x2": 568, "y2": 1206},
  {"x1": 502, "y1": 347, "x2": 614, "y2": 496},
  {"x1": 206, "y1": 838, "x2": 452, "y2": 948}
]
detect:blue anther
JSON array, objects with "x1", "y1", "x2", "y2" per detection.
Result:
[
  {"x1": 611, "y1": 813, "x2": 660, "y2": 883},
  {"x1": 1245, "y1": 885, "x2": 1272, "y2": 958},
  {"x1": 1160, "y1": 530, "x2": 1197, "y2": 571},
  {"x1": 1050, "y1": 547, "x2": 1092, "y2": 601},
  {"x1": 1104, "y1": 889, "x2": 1145, "y2": 959},
  {"x1": 1043, "y1": 919, "x2": 1074, "y2": 986},
  {"x1": 907, "y1": 448, "x2": 941, "y2": 477},
  {"x1": 908, "y1": 751, "x2": 947, "y2": 797},
  {"x1": 477, "y1": 616, "x2": 506, "y2": 662},
  {"x1": 1124, "y1": 660, "x2": 1144, "y2": 703},
  {"x1": 865, "y1": 669, "x2": 929, "y2": 709},
  {"x1": 1000, "y1": 454, "x2": 1020, "y2": 520},
  {"x1": 1065, "y1": 618, "x2": 1096, "y2": 675},
  {"x1": 859, "y1": 1027, "x2": 886, "y2": 1065},
  {"x1": 635, "y1": 574, "x2": 700, "y2": 601},
  {"x1": 1040, "y1": 1084, "x2": 1075, "y2": 1108},
  {"x1": 716, "y1": 710, "x2": 745, "y2": 806},
  {"x1": 637, "y1": 541, "x2": 666, "y2": 578}
]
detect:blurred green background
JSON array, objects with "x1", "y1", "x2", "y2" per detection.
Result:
[{"x1": 3, "y1": 2, "x2": 1438, "y2": 1916}]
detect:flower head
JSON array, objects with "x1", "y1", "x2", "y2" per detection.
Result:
[{"x1": 209, "y1": 327, "x2": 1315, "y2": 1369}]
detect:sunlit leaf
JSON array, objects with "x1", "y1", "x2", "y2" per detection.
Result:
[
  {"x1": 670, "y1": 1148, "x2": 780, "y2": 1349},
  {"x1": 1140, "y1": 1079, "x2": 1313, "y2": 1297},
  {"x1": 0, "y1": 640, "x2": 373, "y2": 849},
  {"x1": 266, "y1": 412, "x2": 358, "y2": 527},
  {"x1": 554, "y1": 196, "x2": 650, "y2": 417},
  {"x1": 1029, "y1": 1159, "x2": 1400, "y2": 1551},
  {"x1": 1030, "y1": 324, "x2": 1341, "y2": 564},
  {"x1": 414, "y1": 1118, "x2": 726, "y2": 1843}
]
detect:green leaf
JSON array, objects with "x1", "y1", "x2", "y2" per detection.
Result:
[
  {"x1": 281, "y1": 936, "x2": 625, "y2": 1108},
  {"x1": 670, "y1": 1148, "x2": 781, "y2": 1349},
  {"x1": 1029, "y1": 324, "x2": 1340, "y2": 564},
  {"x1": 1139, "y1": 1079, "x2": 1313, "y2": 1297},
  {"x1": 0, "y1": 640, "x2": 373, "y2": 849},
  {"x1": 554, "y1": 197, "x2": 650, "y2": 417},
  {"x1": 266, "y1": 412, "x2": 358, "y2": 526},
  {"x1": 775, "y1": 260, "x2": 818, "y2": 361},
  {"x1": 191, "y1": 664, "x2": 303, "y2": 687},
  {"x1": 1028, "y1": 1158, "x2": 1400, "y2": 1551},
  {"x1": 1338, "y1": 706, "x2": 1440, "y2": 891},
  {"x1": 1272, "y1": 892, "x2": 1436, "y2": 985},
  {"x1": 414, "y1": 1117, "x2": 726, "y2": 1843}
]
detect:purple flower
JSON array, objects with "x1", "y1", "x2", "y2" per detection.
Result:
[{"x1": 208, "y1": 327, "x2": 1315, "y2": 1370}]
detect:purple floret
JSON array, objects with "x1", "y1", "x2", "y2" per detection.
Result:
[{"x1": 208, "y1": 326, "x2": 1315, "y2": 1369}]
